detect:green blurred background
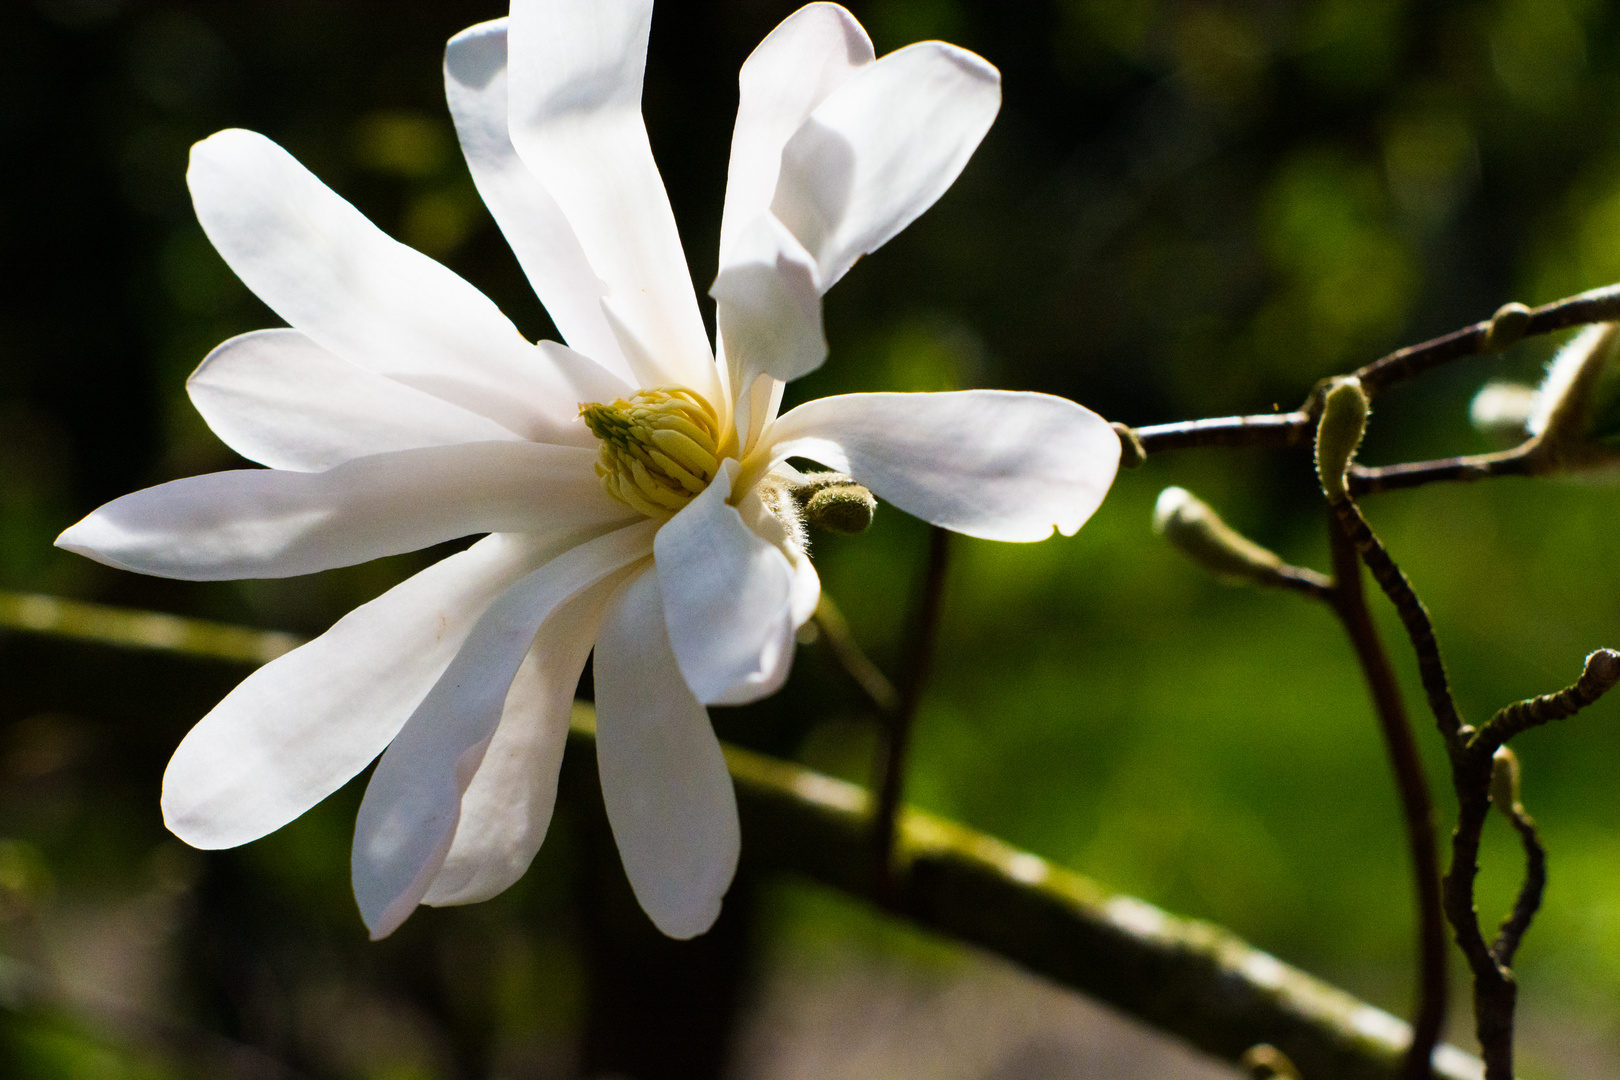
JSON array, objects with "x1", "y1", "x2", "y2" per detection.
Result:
[{"x1": 6, "y1": 0, "x2": 1620, "y2": 1076}]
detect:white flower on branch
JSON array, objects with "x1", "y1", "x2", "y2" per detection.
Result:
[{"x1": 56, "y1": 0, "x2": 1121, "y2": 940}]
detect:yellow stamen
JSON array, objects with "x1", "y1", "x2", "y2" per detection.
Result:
[{"x1": 581, "y1": 386, "x2": 723, "y2": 518}]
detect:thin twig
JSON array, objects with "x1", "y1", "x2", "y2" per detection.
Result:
[
  {"x1": 871, "y1": 525, "x2": 951, "y2": 905},
  {"x1": 1354, "y1": 284, "x2": 1620, "y2": 395},
  {"x1": 1326, "y1": 499, "x2": 1465, "y2": 740},
  {"x1": 812, "y1": 592, "x2": 901, "y2": 713},
  {"x1": 1133, "y1": 412, "x2": 1312, "y2": 454},
  {"x1": 1470, "y1": 649, "x2": 1620, "y2": 754},
  {"x1": 1348, "y1": 443, "x2": 1542, "y2": 497},
  {"x1": 1326, "y1": 493, "x2": 1519, "y2": 1078},
  {"x1": 1492, "y1": 802, "x2": 1546, "y2": 971},
  {"x1": 1326, "y1": 514, "x2": 1447, "y2": 1080}
]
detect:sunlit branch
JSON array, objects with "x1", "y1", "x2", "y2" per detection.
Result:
[
  {"x1": 1133, "y1": 412, "x2": 1312, "y2": 453},
  {"x1": 1354, "y1": 285, "x2": 1620, "y2": 395},
  {"x1": 0, "y1": 597, "x2": 1489, "y2": 1080}
]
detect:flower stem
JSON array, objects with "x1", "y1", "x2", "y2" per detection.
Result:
[{"x1": 871, "y1": 525, "x2": 951, "y2": 906}]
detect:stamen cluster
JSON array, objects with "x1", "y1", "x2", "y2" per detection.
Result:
[{"x1": 580, "y1": 387, "x2": 723, "y2": 517}]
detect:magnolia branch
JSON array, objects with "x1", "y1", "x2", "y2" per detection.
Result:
[{"x1": 0, "y1": 593, "x2": 1489, "y2": 1080}]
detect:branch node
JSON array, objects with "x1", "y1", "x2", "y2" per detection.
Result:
[
  {"x1": 1111, "y1": 422, "x2": 1147, "y2": 468},
  {"x1": 1482, "y1": 302, "x2": 1533, "y2": 352}
]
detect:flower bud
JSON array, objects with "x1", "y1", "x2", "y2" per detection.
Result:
[
  {"x1": 785, "y1": 471, "x2": 877, "y2": 534},
  {"x1": 1153, "y1": 487, "x2": 1287, "y2": 585},
  {"x1": 1469, "y1": 381, "x2": 1538, "y2": 442},
  {"x1": 1314, "y1": 377, "x2": 1369, "y2": 501},
  {"x1": 1527, "y1": 322, "x2": 1620, "y2": 472},
  {"x1": 1490, "y1": 745, "x2": 1522, "y2": 817},
  {"x1": 1482, "y1": 301, "x2": 1533, "y2": 352},
  {"x1": 1111, "y1": 422, "x2": 1147, "y2": 469}
]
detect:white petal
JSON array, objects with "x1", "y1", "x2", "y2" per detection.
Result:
[
  {"x1": 444, "y1": 20, "x2": 631, "y2": 379},
  {"x1": 738, "y1": 482, "x2": 821, "y2": 628},
  {"x1": 161, "y1": 532, "x2": 544, "y2": 850},
  {"x1": 188, "y1": 329, "x2": 524, "y2": 471},
  {"x1": 188, "y1": 128, "x2": 608, "y2": 442},
  {"x1": 419, "y1": 621, "x2": 592, "y2": 907},
  {"x1": 711, "y1": 214, "x2": 827, "y2": 410},
  {"x1": 506, "y1": 0, "x2": 718, "y2": 400},
  {"x1": 771, "y1": 41, "x2": 1000, "y2": 291},
  {"x1": 594, "y1": 566, "x2": 740, "y2": 939},
  {"x1": 765, "y1": 391, "x2": 1121, "y2": 541},
  {"x1": 654, "y1": 460, "x2": 797, "y2": 706},
  {"x1": 352, "y1": 521, "x2": 655, "y2": 938},
  {"x1": 56, "y1": 442, "x2": 632, "y2": 580},
  {"x1": 718, "y1": 3, "x2": 874, "y2": 261}
]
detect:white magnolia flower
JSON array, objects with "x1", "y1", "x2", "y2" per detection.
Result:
[{"x1": 56, "y1": 0, "x2": 1121, "y2": 940}]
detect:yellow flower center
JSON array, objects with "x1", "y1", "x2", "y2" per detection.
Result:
[{"x1": 580, "y1": 386, "x2": 723, "y2": 518}]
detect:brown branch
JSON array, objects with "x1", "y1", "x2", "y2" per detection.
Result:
[
  {"x1": 1348, "y1": 443, "x2": 1542, "y2": 497},
  {"x1": 1491, "y1": 801, "x2": 1546, "y2": 971},
  {"x1": 1133, "y1": 412, "x2": 1312, "y2": 453},
  {"x1": 1326, "y1": 514, "x2": 1447, "y2": 1080},
  {"x1": 1326, "y1": 499, "x2": 1465, "y2": 740},
  {"x1": 1470, "y1": 648, "x2": 1620, "y2": 754},
  {"x1": 871, "y1": 525, "x2": 951, "y2": 905},
  {"x1": 2, "y1": 601, "x2": 1490, "y2": 1080},
  {"x1": 1354, "y1": 285, "x2": 1620, "y2": 395}
]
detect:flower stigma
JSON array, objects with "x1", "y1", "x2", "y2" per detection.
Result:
[{"x1": 580, "y1": 387, "x2": 725, "y2": 518}]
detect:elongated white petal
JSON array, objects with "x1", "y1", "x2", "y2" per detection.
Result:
[
  {"x1": 655, "y1": 460, "x2": 797, "y2": 706},
  {"x1": 188, "y1": 128, "x2": 607, "y2": 442},
  {"x1": 507, "y1": 0, "x2": 718, "y2": 401},
  {"x1": 594, "y1": 566, "x2": 740, "y2": 938},
  {"x1": 444, "y1": 20, "x2": 630, "y2": 379},
  {"x1": 188, "y1": 329, "x2": 523, "y2": 471},
  {"x1": 712, "y1": 214, "x2": 827, "y2": 408},
  {"x1": 765, "y1": 391, "x2": 1120, "y2": 541},
  {"x1": 56, "y1": 443, "x2": 631, "y2": 580},
  {"x1": 353, "y1": 522, "x2": 655, "y2": 938},
  {"x1": 719, "y1": 3, "x2": 873, "y2": 260},
  {"x1": 161, "y1": 533, "x2": 544, "y2": 850},
  {"x1": 771, "y1": 41, "x2": 1000, "y2": 291}
]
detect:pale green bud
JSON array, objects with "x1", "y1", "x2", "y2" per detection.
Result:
[
  {"x1": 1153, "y1": 487, "x2": 1286, "y2": 585},
  {"x1": 1482, "y1": 301, "x2": 1533, "y2": 352},
  {"x1": 1528, "y1": 322, "x2": 1620, "y2": 472},
  {"x1": 786, "y1": 470, "x2": 877, "y2": 534},
  {"x1": 1490, "y1": 745, "x2": 1522, "y2": 817},
  {"x1": 1315, "y1": 377, "x2": 1369, "y2": 501},
  {"x1": 1469, "y1": 381, "x2": 1537, "y2": 442}
]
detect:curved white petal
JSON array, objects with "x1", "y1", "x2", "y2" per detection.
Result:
[
  {"x1": 719, "y1": 3, "x2": 873, "y2": 261},
  {"x1": 738, "y1": 482, "x2": 821, "y2": 629},
  {"x1": 711, "y1": 214, "x2": 827, "y2": 410},
  {"x1": 655, "y1": 460, "x2": 797, "y2": 707},
  {"x1": 765, "y1": 391, "x2": 1121, "y2": 541},
  {"x1": 418, "y1": 620, "x2": 595, "y2": 908},
  {"x1": 161, "y1": 532, "x2": 545, "y2": 850},
  {"x1": 771, "y1": 41, "x2": 1000, "y2": 291},
  {"x1": 188, "y1": 128, "x2": 606, "y2": 443},
  {"x1": 353, "y1": 522, "x2": 655, "y2": 938},
  {"x1": 188, "y1": 329, "x2": 523, "y2": 471},
  {"x1": 56, "y1": 442, "x2": 631, "y2": 580},
  {"x1": 506, "y1": 0, "x2": 718, "y2": 401},
  {"x1": 444, "y1": 20, "x2": 630, "y2": 379},
  {"x1": 594, "y1": 565, "x2": 740, "y2": 939}
]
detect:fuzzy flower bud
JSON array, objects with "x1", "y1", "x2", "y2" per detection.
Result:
[
  {"x1": 1526, "y1": 322, "x2": 1620, "y2": 472},
  {"x1": 1490, "y1": 745, "x2": 1522, "y2": 817},
  {"x1": 1153, "y1": 487, "x2": 1288, "y2": 586},
  {"x1": 1315, "y1": 377, "x2": 1369, "y2": 502}
]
